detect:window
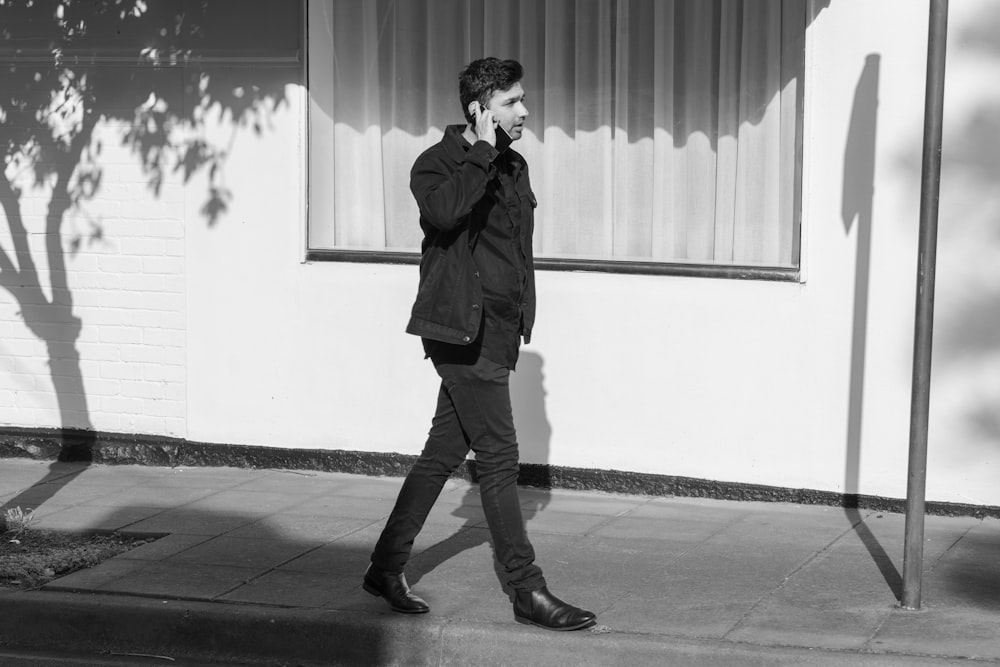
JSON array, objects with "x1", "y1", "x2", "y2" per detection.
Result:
[{"x1": 307, "y1": 0, "x2": 804, "y2": 277}]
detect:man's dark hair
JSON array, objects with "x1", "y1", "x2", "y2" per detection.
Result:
[{"x1": 459, "y1": 57, "x2": 524, "y2": 125}]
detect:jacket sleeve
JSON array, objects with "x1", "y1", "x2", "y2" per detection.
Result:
[{"x1": 410, "y1": 140, "x2": 499, "y2": 232}]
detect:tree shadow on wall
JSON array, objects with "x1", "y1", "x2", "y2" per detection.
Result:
[
  {"x1": 317, "y1": 0, "x2": 830, "y2": 144},
  {"x1": 925, "y1": 3, "x2": 1000, "y2": 609},
  {"x1": 0, "y1": 2, "x2": 298, "y2": 469},
  {"x1": 929, "y1": 2, "x2": 1000, "y2": 446}
]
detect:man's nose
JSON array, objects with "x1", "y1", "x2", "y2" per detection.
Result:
[{"x1": 517, "y1": 102, "x2": 529, "y2": 118}]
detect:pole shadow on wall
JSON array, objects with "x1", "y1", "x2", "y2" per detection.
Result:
[
  {"x1": 841, "y1": 54, "x2": 903, "y2": 601},
  {"x1": 408, "y1": 352, "x2": 552, "y2": 597}
]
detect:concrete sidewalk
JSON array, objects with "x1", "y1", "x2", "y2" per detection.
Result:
[{"x1": 1, "y1": 458, "x2": 998, "y2": 666}]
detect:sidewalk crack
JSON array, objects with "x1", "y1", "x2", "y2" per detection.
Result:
[
  {"x1": 924, "y1": 523, "x2": 977, "y2": 576},
  {"x1": 862, "y1": 604, "x2": 896, "y2": 651},
  {"x1": 720, "y1": 519, "x2": 860, "y2": 641},
  {"x1": 593, "y1": 500, "x2": 749, "y2": 617},
  {"x1": 215, "y1": 518, "x2": 387, "y2": 597}
]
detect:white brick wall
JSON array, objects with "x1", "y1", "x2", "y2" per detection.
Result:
[{"x1": 0, "y1": 121, "x2": 187, "y2": 439}]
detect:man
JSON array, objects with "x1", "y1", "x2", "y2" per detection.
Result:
[{"x1": 363, "y1": 58, "x2": 596, "y2": 632}]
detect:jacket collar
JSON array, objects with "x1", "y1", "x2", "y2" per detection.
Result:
[
  {"x1": 442, "y1": 125, "x2": 471, "y2": 163},
  {"x1": 443, "y1": 124, "x2": 524, "y2": 177}
]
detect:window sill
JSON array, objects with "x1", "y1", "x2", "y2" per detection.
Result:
[{"x1": 304, "y1": 250, "x2": 800, "y2": 282}]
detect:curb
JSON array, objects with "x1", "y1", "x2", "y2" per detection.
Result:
[
  {"x1": 0, "y1": 590, "x2": 415, "y2": 666},
  {"x1": 5, "y1": 427, "x2": 1000, "y2": 519},
  {"x1": 0, "y1": 590, "x2": 977, "y2": 666}
]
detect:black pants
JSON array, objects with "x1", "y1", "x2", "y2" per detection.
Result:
[{"x1": 370, "y1": 354, "x2": 546, "y2": 592}]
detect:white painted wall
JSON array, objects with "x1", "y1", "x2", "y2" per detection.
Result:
[
  {"x1": 0, "y1": 117, "x2": 188, "y2": 437},
  {"x1": 3, "y1": 0, "x2": 998, "y2": 506}
]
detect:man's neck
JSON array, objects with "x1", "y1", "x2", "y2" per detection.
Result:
[{"x1": 462, "y1": 124, "x2": 478, "y2": 146}]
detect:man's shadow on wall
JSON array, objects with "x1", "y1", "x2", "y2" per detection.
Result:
[{"x1": 408, "y1": 351, "x2": 552, "y2": 597}]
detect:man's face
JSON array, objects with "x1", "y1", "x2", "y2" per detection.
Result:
[{"x1": 485, "y1": 82, "x2": 528, "y2": 140}]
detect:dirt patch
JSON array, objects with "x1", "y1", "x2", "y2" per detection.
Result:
[{"x1": 1, "y1": 528, "x2": 152, "y2": 589}]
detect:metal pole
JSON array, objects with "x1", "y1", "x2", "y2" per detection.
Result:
[{"x1": 902, "y1": 0, "x2": 949, "y2": 611}]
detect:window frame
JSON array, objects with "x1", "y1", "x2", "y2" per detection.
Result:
[{"x1": 304, "y1": 2, "x2": 806, "y2": 283}]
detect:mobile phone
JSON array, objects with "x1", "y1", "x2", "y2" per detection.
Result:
[
  {"x1": 479, "y1": 103, "x2": 513, "y2": 153},
  {"x1": 494, "y1": 123, "x2": 513, "y2": 153}
]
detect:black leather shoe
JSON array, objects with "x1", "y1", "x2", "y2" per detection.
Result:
[
  {"x1": 513, "y1": 586, "x2": 596, "y2": 631},
  {"x1": 363, "y1": 564, "x2": 429, "y2": 614}
]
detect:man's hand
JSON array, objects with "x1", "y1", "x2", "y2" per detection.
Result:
[{"x1": 471, "y1": 103, "x2": 497, "y2": 148}]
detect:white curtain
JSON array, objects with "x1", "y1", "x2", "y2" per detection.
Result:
[{"x1": 309, "y1": 0, "x2": 802, "y2": 268}]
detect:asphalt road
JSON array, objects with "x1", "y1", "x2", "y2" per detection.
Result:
[{"x1": 0, "y1": 649, "x2": 239, "y2": 666}]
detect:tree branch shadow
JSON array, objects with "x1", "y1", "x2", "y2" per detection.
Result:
[{"x1": 1, "y1": 1, "x2": 297, "y2": 512}]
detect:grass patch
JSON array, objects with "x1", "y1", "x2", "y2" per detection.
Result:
[{"x1": 1, "y1": 507, "x2": 153, "y2": 589}]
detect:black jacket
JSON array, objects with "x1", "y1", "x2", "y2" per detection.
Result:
[{"x1": 406, "y1": 125, "x2": 536, "y2": 347}]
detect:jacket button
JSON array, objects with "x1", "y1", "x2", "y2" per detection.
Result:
[
  {"x1": 472, "y1": 304, "x2": 480, "y2": 310},
  {"x1": 462, "y1": 336, "x2": 471, "y2": 343}
]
